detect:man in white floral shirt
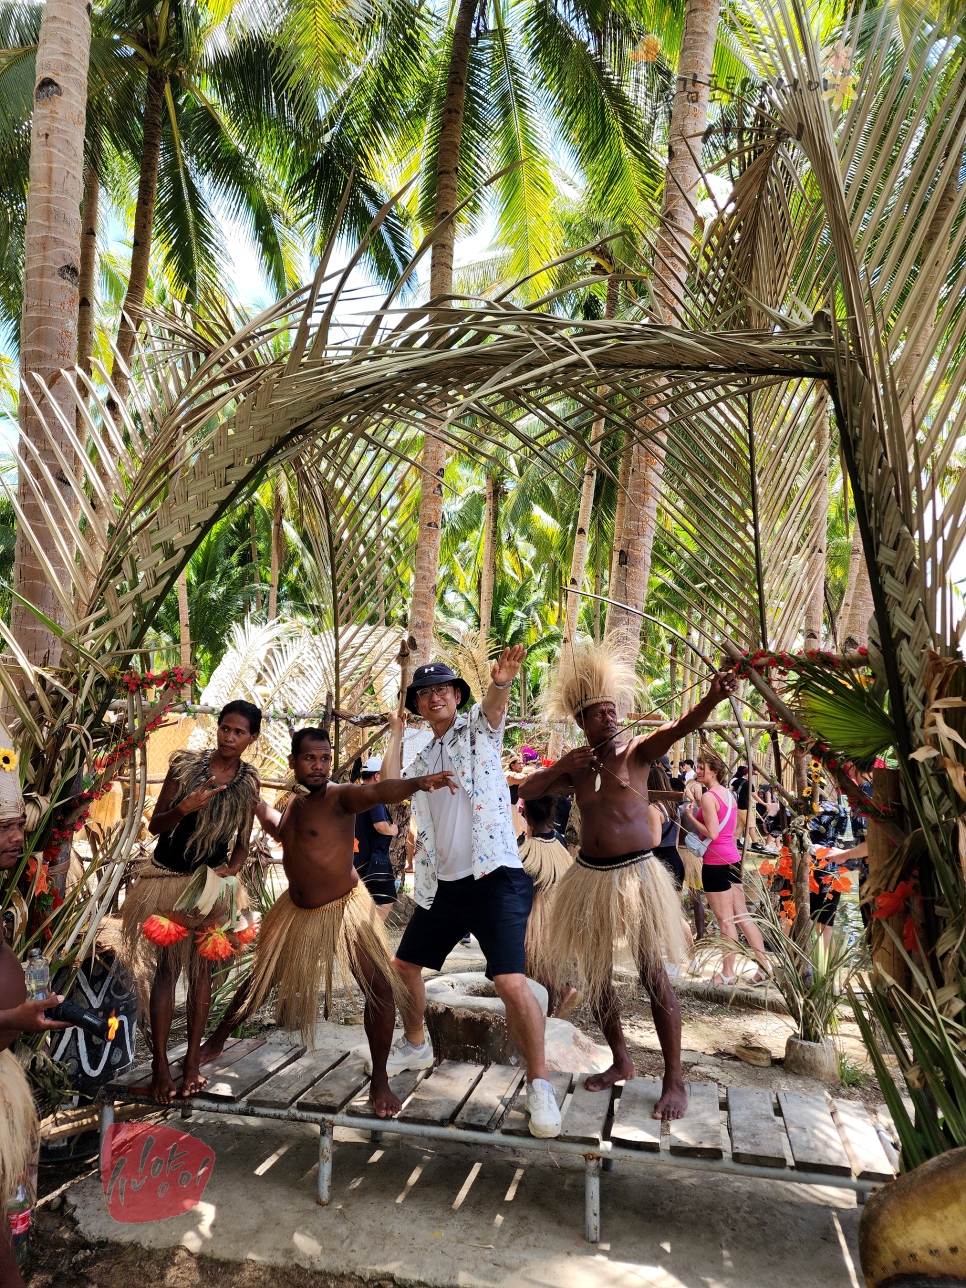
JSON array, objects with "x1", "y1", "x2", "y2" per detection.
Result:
[{"x1": 383, "y1": 647, "x2": 561, "y2": 1137}]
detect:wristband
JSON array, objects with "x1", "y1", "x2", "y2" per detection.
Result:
[{"x1": 491, "y1": 679, "x2": 511, "y2": 690}]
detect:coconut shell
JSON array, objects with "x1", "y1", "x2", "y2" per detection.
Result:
[{"x1": 858, "y1": 1145, "x2": 966, "y2": 1287}]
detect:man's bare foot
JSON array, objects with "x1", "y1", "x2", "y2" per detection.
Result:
[
  {"x1": 132, "y1": 1062, "x2": 177, "y2": 1104},
  {"x1": 553, "y1": 987, "x2": 581, "y2": 1022},
  {"x1": 197, "y1": 1034, "x2": 226, "y2": 1066},
  {"x1": 586, "y1": 1060, "x2": 635, "y2": 1092},
  {"x1": 180, "y1": 1063, "x2": 209, "y2": 1098},
  {"x1": 369, "y1": 1077, "x2": 402, "y2": 1118},
  {"x1": 653, "y1": 1073, "x2": 688, "y2": 1120}
]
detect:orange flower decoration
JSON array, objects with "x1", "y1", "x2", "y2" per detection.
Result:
[
  {"x1": 758, "y1": 859, "x2": 776, "y2": 876},
  {"x1": 142, "y1": 914, "x2": 189, "y2": 946},
  {"x1": 234, "y1": 918, "x2": 259, "y2": 946},
  {"x1": 26, "y1": 857, "x2": 49, "y2": 895},
  {"x1": 782, "y1": 899, "x2": 796, "y2": 918},
  {"x1": 902, "y1": 915, "x2": 918, "y2": 952},
  {"x1": 873, "y1": 879, "x2": 914, "y2": 920},
  {"x1": 809, "y1": 873, "x2": 820, "y2": 894},
  {"x1": 195, "y1": 926, "x2": 235, "y2": 960},
  {"x1": 831, "y1": 874, "x2": 852, "y2": 893}
]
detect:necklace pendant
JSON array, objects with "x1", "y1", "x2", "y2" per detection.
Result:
[{"x1": 594, "y1": 772, "x2": 601, "y2": 792}]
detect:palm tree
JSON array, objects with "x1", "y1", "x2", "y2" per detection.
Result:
[
  {"x1": 12, "y1": 0, "x2": 91, "y2": 665},
  {"x1": 401, "y1": 0, "x2": 661, "y2": 675}
]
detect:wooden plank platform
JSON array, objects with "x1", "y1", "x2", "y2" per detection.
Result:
[
  {"x1": 345, "y1": 1068, "x2": 427, "y2": 1117},
  {"x1": 560, "y1": 1075, "x2": 613, "y2": 1146},
  {"x1": 609, "y1": 1078, "x2": 662, "y2": 1152},
  {"x1": 503, "y1": 1071, "x2": 572, "y2": 1137},
  {"x1": 204, "y1": 1042, "x2": 303, "y2": 1101},
  {"x1": 669, "y1": 1082, "x2": 722, "y2": 1159},
  {"x1": 778, "y1": 1093, "x2": 852, "y2": 1177},
  {"x1": 727, "y1": 1087, "x2": 786, "y2": 1168},
  {"x1": 831, "y1": 1099, "x2": 895, "y2": 1182},
  {"x1": 454, "y1": 1065, "x2": 524, "y2": 1132},
  {"x1": 298, "y1": 1055, "x2": 370, "y2": 1112},
  {"x1": 106, "y1": 1037, "x2": 264, "y2": 1096},
  {"x1": 399, "y1": 1061, "x2": 485, "y2": 1126},
  {"x1": 247, "y1": 1050, "x2": 348, "y2": 1110}
]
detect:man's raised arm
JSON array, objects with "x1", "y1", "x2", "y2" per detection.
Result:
[
  {"x1": 338, "y1": 772, "x2": 457, "y2": 814},
  {"x1": 634, "y1": 670, "x2": 738, "y2": 764},
  {"x1": 481, "y1": 646, "x2": 526, "y2": 730},
  {"x1": 519, "y1": 746, "x2": 597, "y2": 799}
]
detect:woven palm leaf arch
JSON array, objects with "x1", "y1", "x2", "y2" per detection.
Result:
[{"x1": 5, "y1": 0, "x2": 964, "y2": 818}]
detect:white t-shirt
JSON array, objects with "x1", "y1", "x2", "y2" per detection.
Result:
[{"x1": 427, "y1": 740, "x2": 475, "y2": 880}]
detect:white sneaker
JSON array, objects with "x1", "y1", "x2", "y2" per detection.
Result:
[
  {"x1": 526, "y1": 1078, "x2": 562, "y2": 1138},
  {"x1": 384, "y1": 1035, "x2": 434, "y2": 1075}
]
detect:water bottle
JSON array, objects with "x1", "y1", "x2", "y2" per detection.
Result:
[
  {"x1": 5, "y1": 1181, "x2": 31, "y2": 1274},
  {"x1": 23, "y1": 948, "x2": 49, "y2": 1001}
]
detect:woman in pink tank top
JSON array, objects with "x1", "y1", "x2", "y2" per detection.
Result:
[{"x1": 684, "y1": 750, "x2": 772, "y2": 987}]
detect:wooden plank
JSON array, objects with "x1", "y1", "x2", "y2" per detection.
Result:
[
  {"x1": 106, "y1": 1042, "x2": 188, "y2": 1093},
  {"x1": 502, "y1": 1071, "x2": 572, "y2": 1137},
  {"x1": 560, "y1": 1075, "x2": 614, "y2": 1146},
  {"x1": 203, "y1": 1043, "x2": 303, "y2": 1101},
  {"x1": 669, "y1": 1082, "x2": 723, "y2": 1159},
  {"x1": 106, "y1": 1037, "x2": 261, "y2": 1095},
  {"x1": 454, "y1": 1065, "x2": 525, "y2": 1132},
  {"x1": 831, "y1": 1099, "x2": 896, "y2": 1182},
  {"x1": 399, "y1": 1060, "x2": 485, "y2": 1126},
  {"x1": 726, "y1": 1087, "x2": 786, "y2": 1168},
  {"x1": 778, "y1": 1092, "x2": 852, "y2": 1177},
  {"x1": 297, "y1": 1055, "x2": 370, "y2": 1112},
  {"x1": 248, "y1": 1050, "x2": 349, "y2": 1110},
  {"x1": 609, "y1": 1078, "x2": 663, "y2": 1153},
  {"x1": 345, "y1": 1068, "x2": 428, "y2": 1117}
]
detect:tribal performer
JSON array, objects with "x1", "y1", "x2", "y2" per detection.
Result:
[
  {"x1": 199, "y1": 721, "x2": 456, "y2": 1118},
  {"x1": 0, "y1": 742, "x2": 70, "y2": 1288},
  {"x1": 120, "y1": 700, "x2": 262, "y2": 1103},
  {"x1": 519, "y1": 643, "x2": 737, "y2": 1119},
  {"x1": 517, "y1": 794, "x2": 578, "y2": 1019}
]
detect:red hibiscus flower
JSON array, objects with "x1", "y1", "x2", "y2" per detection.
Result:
[
  {"x1": 142, "y1": 914, "x2": 189, "y2": 946},
  {"x1": 195, "y1": 927, "x2": 235, "y2": 960},
  {"x1": 873, "y1": 879, "x2": 914, "y2": 920}
]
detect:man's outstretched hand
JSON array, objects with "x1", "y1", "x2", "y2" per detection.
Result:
[
  {"x1": 491, "y1": 645, "x2": 526, "y2": 687},
  {"x1": 414, "y1": 771, "x2": 459, "y2": 795},
  {"x1": 707, "y1": 671, "x2": 738, "y2": 705}
]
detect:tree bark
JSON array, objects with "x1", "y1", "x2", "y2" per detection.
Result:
[
  {"x1": 842, "y1": 561, "x2": 874, "y2": 651},
  {"x1": 12, "y1": 0, "x2": 91, "y2": 666},
  {"x1": 268, "y1": 482, "x2": 283, "y2": 621},
  {"x1": 250, "y1": 506, "x2": 261, "y2": 612},
  {"x1": 177, "y1": 569, "x2": 190, "y2": 670},
  {"x1": 76, "y1": 141, "x2": 99, "y2": 419},
  {"x1": 112, "y1": 66, "x2": 165, "y2": 401},
  {"x1": 406, "y1": 0, "x2": 476, "y2": 679},
  {"x1": 479, "y1": 472, "x2": 499, "y2": 639},
  {"x1": 804, "y1": 397, "x2": 829, "y2": 649},
  {"x1": 605, "y1": 0, "x2": 720, "y2": 663},
  {"x1": 837, "y1": 521, "x2": 864, "y2": 647}
]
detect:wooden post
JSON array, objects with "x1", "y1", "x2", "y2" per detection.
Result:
[{"x1": 868, "y1": 767, "x2": 910, "y2": 989}]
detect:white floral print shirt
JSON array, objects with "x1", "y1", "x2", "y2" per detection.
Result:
[{"x1": 402, "y1": 703, "x2": 517, "y2": 909}]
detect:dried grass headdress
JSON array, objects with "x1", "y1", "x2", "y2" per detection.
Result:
[{"x1": 541, "y1": 642, "x2": 639, "y2": 722}]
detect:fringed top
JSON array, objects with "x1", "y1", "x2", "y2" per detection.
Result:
[
  {"x1": 154, "y1": 750, "x2": 260, "y2": 873},
  {"x1": 518, "y1": 832, "x2": 573, "y2": 893}
]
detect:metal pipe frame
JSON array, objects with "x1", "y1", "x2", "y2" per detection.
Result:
[{"x1": 100, "y1": 1095, "x2": 881, "y2": 1244}]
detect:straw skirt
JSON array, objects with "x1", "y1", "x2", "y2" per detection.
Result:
[
  {"x1": 547, "y1": 852, "x2": 688, "y2": 1006},
  {"x1": 0, "y1": 1049, "x2": 36, "y2": 1207},
  {"x1": 119, "y1": 862, "x2": 249, "y2": 1017},
  {"x1": 518, "y1": 835, "x2": 573, "y2": 978},
  {"x1": 241, "y1": 884, "x2": 405, "y2": 1045}
]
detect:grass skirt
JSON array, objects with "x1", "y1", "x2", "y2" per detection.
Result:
[
  {"x1": 119, "y1": 862, "x2": 249, "y2": 1019},
  {"x1": 0, "y1": 1049, "x2": 36, "y2": 1208},
  {"x1": 681, "y1": 844, "x2": 704, "y2": 891},
  {"x1": 547, "y1": 854, "x2": 688, "y2": 1007},
  {"x1": 519, "y1": 835, "x2": 573, "y2": 978},
  {"x1": 242, "y1": 884, "x2": 405, "y2": 1046}
]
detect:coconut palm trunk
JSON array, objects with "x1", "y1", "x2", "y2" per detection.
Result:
[
  {"x1": 12, "y1": 0, "x2": 91, "y2": 666},
  {"x1": 804, "y1": 398, "x2": 829, "y2": 649},
  {"x1": 76, "y1": 140, "x2": 100, "y2": 419},
  {"x1": 604, "y1": 0, "x2": 719, "y2": 658},
  {"x1": 112, "y1": 66, "x2": 165, "y2": 401},
  {"x1": 479, "y1": 471, "x2": 499, "y2": 638},
  {"x1": 406, "y1": 0, "x2": 477, "y2": 677},
  {"x1": 268, "y1": 482, "x2": 284, "y2": 621}
]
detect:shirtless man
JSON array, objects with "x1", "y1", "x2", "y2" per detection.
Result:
[
  {"x1": 0, "y1": 790, "x2": 69, "y2": 1288},
  {"x1": 520, "y1": 642, "x2": 737, "y2": 1119},
  {"x1": 200, "y1": 723, "x2": 454, "y2": 1117}
]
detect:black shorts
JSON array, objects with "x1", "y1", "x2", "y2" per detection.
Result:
[
  {"x1": 354, "y1": 856, "x2": 397, "y2": 906},
  {"x1": 395, "y1": 865, "x2": 533, "y2": 978},
  {"x1": 810, "y1": 887, "x2": 841, "y2": 926},
  {"x1": 654, "y1": 846, "x2": 685, "y2": 890},
  {"x1": 702, "y1": 861, "x2": 743, "y2": 893}
]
